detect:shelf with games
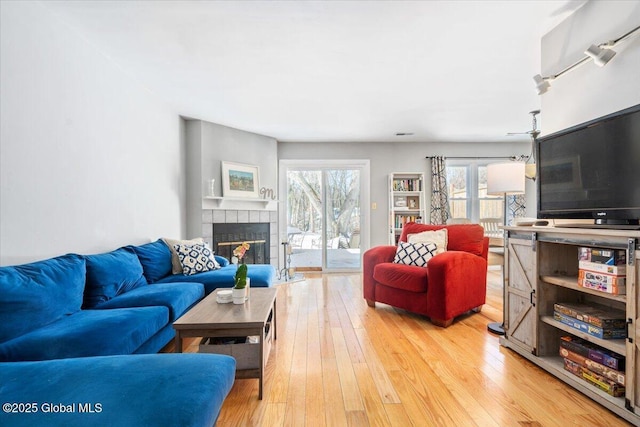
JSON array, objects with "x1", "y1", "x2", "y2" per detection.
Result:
[
  {"x1": 539, "y1": 315, "x2": 626, "y2": 355},
  {"x1": 500, "y1": 226, "x2": 639, "y2": 424},
  {"x1": 388, "y1": 173, "x2": 426, "y2": 244}
]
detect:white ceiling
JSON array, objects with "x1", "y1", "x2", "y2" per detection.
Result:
[{"x1": 41, "y1": 0, "x2": 584, "y2": 143}]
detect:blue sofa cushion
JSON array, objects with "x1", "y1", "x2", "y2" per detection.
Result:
[
  {"x1": 0, "y1": 353, "x2": 235, "y2": 427},
  {"x1": 95, "y1": 282, "x2": 204, "y2": 321},
  {"x1": 157, "y1": 264, "x2": 275, "y2": 295},
  {"x1": 0, "y1": 254, "x2": 85, "y2": 343},
  {"x1": 129, "y1": 239, "x2": 173, "y2": 283},
  {"x1": 83, "y1": 247, "x2": 148, "y2": 308},
  {"x1": 0, "y1": 306, "x2": 168, "y2": 362}
]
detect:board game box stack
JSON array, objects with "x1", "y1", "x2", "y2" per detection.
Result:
[
  {"x1": 559, "y1": 335, "x2": 626, "y2": 397},
  {"x1": 553, "y1": 302, "x2": 626, "y2": 339},
  {"x1": 578, "y1": 247, "x2": 627, "y2": 295}
]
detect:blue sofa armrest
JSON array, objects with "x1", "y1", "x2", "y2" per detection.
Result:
[
  {"x1": 0, "y1": 353, "x2": 235, "y2": 427},
  {"x1": 215, "y1": 255, "x2": 230, "y2": 267}
]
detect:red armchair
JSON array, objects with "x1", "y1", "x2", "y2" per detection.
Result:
[{"x1": 363, "y1": 222, "x2": 489, "y2": 327}]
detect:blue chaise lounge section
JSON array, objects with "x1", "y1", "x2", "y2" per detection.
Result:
[{"x1": 0, "y1": 353, "x2": 236, "y2": 427}]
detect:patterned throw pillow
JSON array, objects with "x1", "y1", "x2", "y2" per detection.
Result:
[
  {"x1": 393, "y1": 241, "x2": 438, "y2": 267},
  {"x1": 173, "y1": 244, "x2": 220, "y2": 276},
  {"x1": 163, "y1": 237, "x2": 205, "y2": 274}
]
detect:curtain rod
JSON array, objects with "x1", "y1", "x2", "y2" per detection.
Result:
[{"x1": 425, "y1": 155, "x2": 523, "y2": 160}]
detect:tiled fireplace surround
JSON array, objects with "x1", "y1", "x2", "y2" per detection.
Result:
[{"x1": 201, "y1": 209, "x2": 278, "y2": 267}]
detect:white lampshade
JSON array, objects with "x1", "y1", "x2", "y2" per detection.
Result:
[{"x1": 487, "y1": 162, "x2": 525, "y2": 195}]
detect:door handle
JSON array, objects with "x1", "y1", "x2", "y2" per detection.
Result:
[{"x1": 530, "y1": 289, "x2": 536, "y2": 307}]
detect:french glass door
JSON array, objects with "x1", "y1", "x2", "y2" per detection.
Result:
[{"x1": 280, "y1": 160, "x2": 369, "y2": 271}]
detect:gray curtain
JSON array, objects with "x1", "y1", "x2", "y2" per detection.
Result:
[{"x1": 430, "y1": 156, "x2": 451, "y2": 225}]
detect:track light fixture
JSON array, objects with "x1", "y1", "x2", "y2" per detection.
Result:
[
  {"x1": 533, "y1": 25, "x2": 640, "y2": 94},
  {"x1": 584, "y1": 44, "x2": 616, "y2": 66},
  {"x1": 533, "y1": 74, "x2": 551, "y2": 95}
]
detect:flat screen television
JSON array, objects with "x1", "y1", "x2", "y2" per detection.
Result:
[{"x1": 536, "y1": 103, "x2": 640, "y2": 227}]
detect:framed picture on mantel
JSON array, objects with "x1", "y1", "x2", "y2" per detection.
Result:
[{"x1": 222, "y1": 161, "x2": 260, "y2": 199}]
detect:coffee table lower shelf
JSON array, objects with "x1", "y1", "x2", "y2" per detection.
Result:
[{"x1": 199, "y1": 321, "x2": 273, "y2": 376}]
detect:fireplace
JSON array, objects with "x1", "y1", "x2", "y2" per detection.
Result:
[{"x1": 212, "y1": 223, "x2": 270, "y2": 264}]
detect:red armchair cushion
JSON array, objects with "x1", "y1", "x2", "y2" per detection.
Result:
[{"x1": 373, "y1": 262, "x2": 429, "y2": 293}]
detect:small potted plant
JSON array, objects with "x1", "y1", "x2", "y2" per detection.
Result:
[{"x1": 232, "y1": 243, "x2": 250, "y2": 303}]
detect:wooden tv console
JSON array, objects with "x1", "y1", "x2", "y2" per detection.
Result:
[{"x1": 500, "y1": 226, "x2": 640, "y2": 425}]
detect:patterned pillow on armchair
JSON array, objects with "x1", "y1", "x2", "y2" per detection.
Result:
[{"x1": 393, "y1": 242, "x2": 438, "y2": 267}]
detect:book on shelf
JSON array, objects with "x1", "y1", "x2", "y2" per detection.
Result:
[
  {"x1": 562, "y1": 358, "x2": 625, "y2": 397},
  {"x1": 559, "y1": 347, "x2": 625, "y2": 386},
  {"x1": 554, "y1": 312, "x2": 626, "y2": 339},
  {"x1": 553, "y1": 302, "x2": 626, "y2": 329},
  {"x1": 394, "y1": 215, "x2": 420, "y2": 228},
  {"x1": 560, "y1": 335, "x2": 625, "y2": 371},
  {"x1": 392, "y1": 178, "x2": 422, "y2": 192}
]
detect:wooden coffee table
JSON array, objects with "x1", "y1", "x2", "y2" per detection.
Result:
[{"x1": 173, "y1": 287, "x2": 277, "y2": 399}]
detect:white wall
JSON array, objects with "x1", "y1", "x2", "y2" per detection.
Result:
[
  {"x1": 541, "y1": 1, "x2": 640, "y2": 134},
  {"x1": 0, "y1": 2, "x2": 185, "y2": 265},
  {"x1": 278, "y1": 140, "x2": 530, "y2": 247}
]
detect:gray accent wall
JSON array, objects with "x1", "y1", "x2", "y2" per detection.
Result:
[{"x1": 184, "y1": 119, "x2": 279, "y2": 267}]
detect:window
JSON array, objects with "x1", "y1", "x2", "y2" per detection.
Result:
[{"x1": 446, "y1": 160, "x2": 503, "y2": 223}]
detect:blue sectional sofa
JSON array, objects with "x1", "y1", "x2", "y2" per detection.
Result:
[{"x1": 0, "y1": 238, "x2": 276, "y2": 425}]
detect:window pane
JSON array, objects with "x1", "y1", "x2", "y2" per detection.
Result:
[
  {"x1": 480, "y1": 199, "x2": 503, "y2": 221},
  {"x1": 447, "y1": 166, "x2": 467, "y2": 198},
  {"x1": 450, "y1": 200, "x2": 468, "y2": 218},
  {"x1": 447, "y1": 166, "x2": 468, "y2": 219}
]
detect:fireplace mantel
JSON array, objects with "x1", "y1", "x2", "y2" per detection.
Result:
[{"x1": 203, "y1": 196, "x2": 277, "y2": 207}]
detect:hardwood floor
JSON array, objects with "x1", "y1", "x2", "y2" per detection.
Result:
[{"x1": 166, "y1": 271, "x2": 631, "y2": 426}]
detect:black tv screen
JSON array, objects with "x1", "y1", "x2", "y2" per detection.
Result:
[{"x1": 537, "y1": 104, "x2": 640, "y2": 226}]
